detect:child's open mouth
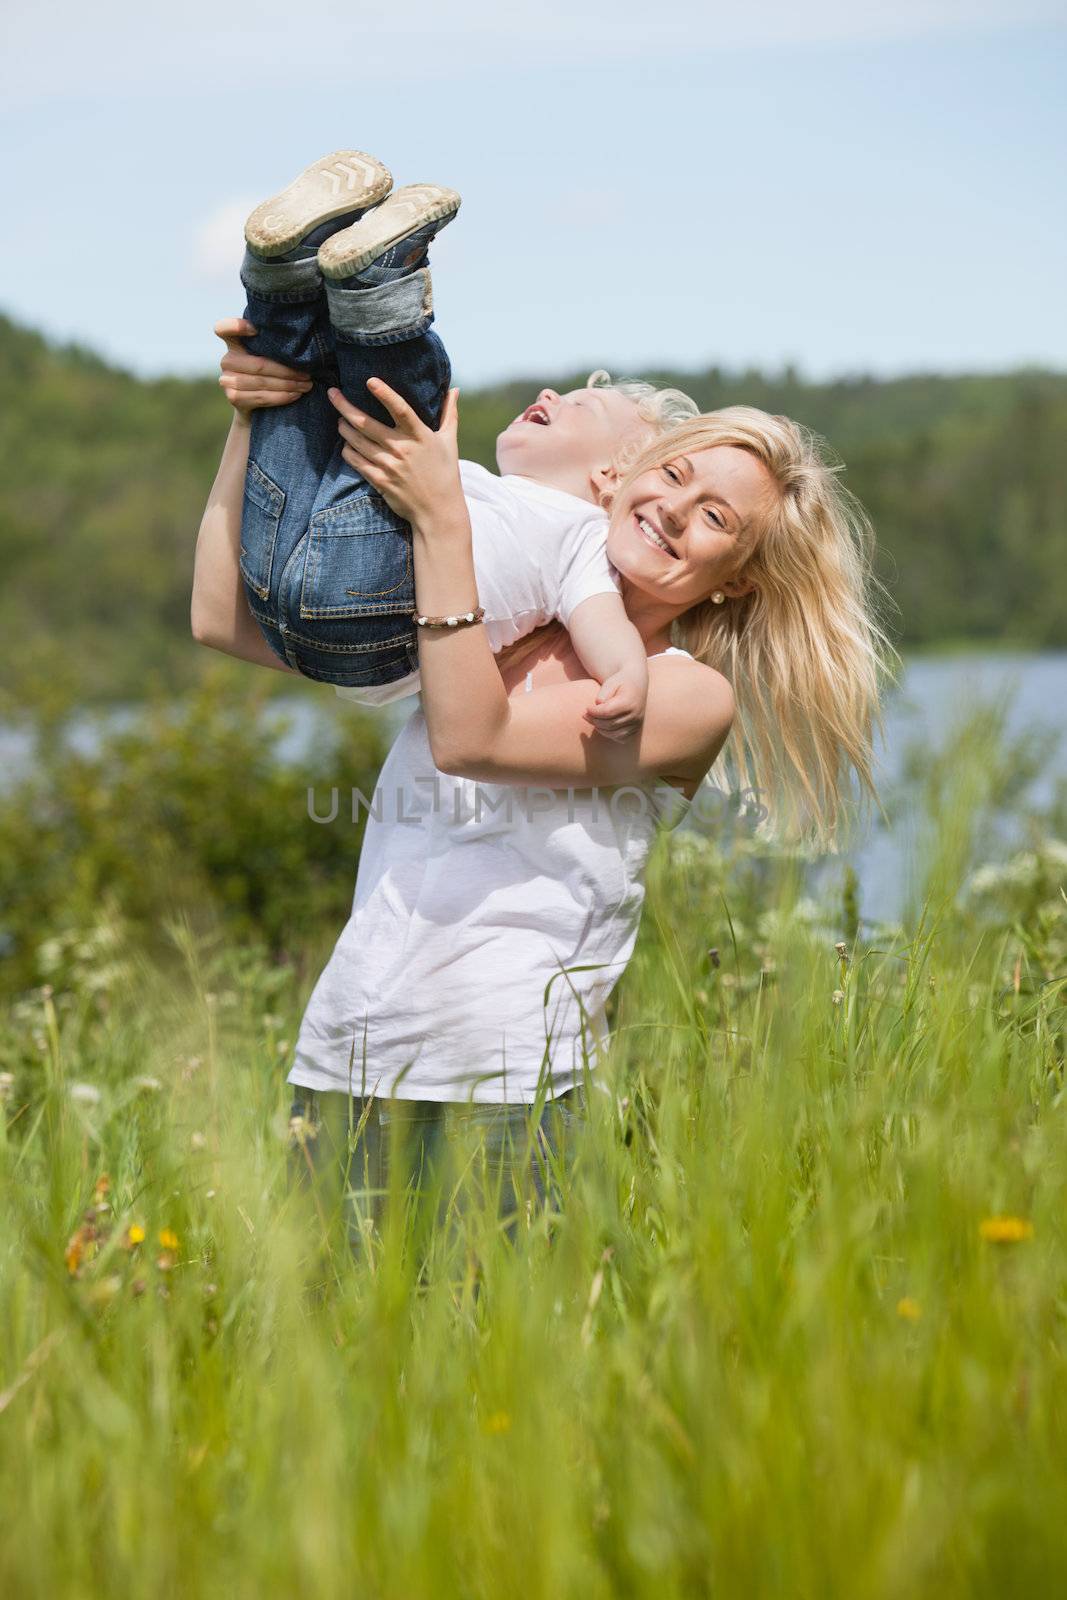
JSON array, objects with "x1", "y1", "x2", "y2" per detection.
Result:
[
  {"x1": 634, "y1": 514, "x2": 679, "y2": 558},
  {"x1": 520, "y1": 403, "x2": 551, "y2": 426}
]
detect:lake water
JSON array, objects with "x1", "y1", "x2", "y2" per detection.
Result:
[
  {"x1": 812, "y1": 651, "x2": 1066, "y2": 925},
  {"x1": 2, "y1": 652, "x2": 1064, "y2": 928}
]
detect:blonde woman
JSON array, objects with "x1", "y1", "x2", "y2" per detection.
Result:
[{"x1": 195, "y1": 351, "x2": 892, "y2": 1247}]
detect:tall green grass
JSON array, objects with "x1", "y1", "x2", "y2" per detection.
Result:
[{"x1": 1, "y1": 706, "x2": 1064, "y2": 1599}]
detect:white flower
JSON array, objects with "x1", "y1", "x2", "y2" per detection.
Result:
[{"x1": 69, "y1": 1083, "x2": 102, "y2": 1107}]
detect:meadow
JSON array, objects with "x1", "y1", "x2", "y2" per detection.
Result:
[{"x1": 1, "y1": 677, "x2": 1064, "y2": 1599}]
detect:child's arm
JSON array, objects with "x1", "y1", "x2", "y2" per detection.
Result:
[{"x1": 565, "y1": 592, "x2": 649, "y2": 742}]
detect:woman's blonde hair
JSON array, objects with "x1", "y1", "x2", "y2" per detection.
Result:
[{"x1": 610, "y1": 406, "x2": 899, "y2": 850}]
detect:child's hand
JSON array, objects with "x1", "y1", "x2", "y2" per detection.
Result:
[
  {"x1": 328, "y1": 380, "x2": 463, "y2": 526},
  {"x1": 583, "y1": 669, "x2": 647, "y2": 742},
  {"x1": 215, "y1": 318, "x2": 312, "y2": 419}
]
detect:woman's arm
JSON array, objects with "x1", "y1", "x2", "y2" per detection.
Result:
[
  {"x1": 330, "y1": 381, "x2": 733, "y2": 788},
  {"x1": 191, "y1": 319, "x2": 312, "y2": 671}
]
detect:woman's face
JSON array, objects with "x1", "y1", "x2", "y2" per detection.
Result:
[{"x1": 606, "y1": 444, "x2": 772, "y2": 609}]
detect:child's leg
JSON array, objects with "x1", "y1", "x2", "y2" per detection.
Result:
[
  {"x1": 272, "y1": 191, "x2": 458, "y2": 687},
  {"x1": 233, "y1": 152, "x2": 393, "y2": 661},
  {"x1": 237, "y1": 258, "x2": 341, "y2": 661}
]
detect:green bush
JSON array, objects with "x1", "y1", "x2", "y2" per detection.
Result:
[{"x1": 0, "y1": 666, "x2": 388, "y2": 994}]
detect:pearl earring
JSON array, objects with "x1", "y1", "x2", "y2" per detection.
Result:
[{"x1": 711, "y1": 590, "x2": 725, "y2": 604}]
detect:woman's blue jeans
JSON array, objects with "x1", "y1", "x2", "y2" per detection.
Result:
[
  {"x1": 287, "y1": 1085, "x2": 585, "y2": 1263},
  {"x1": 237, "y1": 252, "x2": 451, "y2": 688}
]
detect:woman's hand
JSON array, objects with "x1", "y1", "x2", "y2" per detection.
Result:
[
  {"x1": 328, "y1": 380, "x2": 463, "y2": 527},
  {"x1": 215, "y1": 317, "x2": 312, "y2": 420}
]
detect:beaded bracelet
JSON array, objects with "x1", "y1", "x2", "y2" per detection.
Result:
[{"x1": 412, "y1": 605, "x2": 486, "y2": 630}]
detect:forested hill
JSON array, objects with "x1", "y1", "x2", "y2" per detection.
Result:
[{"x1": 2, "y1": 310, "x2": 1064, "y2": 704}]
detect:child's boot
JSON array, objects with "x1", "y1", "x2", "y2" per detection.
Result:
[
  {"x1": 317, "y1": 184, "x2": 460, "y2": 284},
  {"x1": 244, "y1": 150, "x2": 393, "y2": 263}
]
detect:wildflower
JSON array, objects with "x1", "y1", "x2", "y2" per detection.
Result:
[
  {"x1": 0, "y1": 1072, "x2": 15, "y2": 1103},
  {"x1": 69, "y1": 1083, "x2": 101, "y2": 1107},
  {"x1": 832, "y1": 989, "x2": 844, "y2": 1006},
  {"x1": 64, "y1": 1223, "x2": 98, "y2": 1276},
  {"x1": 896, "y1": 1297, "x2": 922, "y2": 1321},
  {"x1": 158, "y1": 1227, "x2": 180, "y2": 1252},
  {"x1": 133, "y1": 1075, "x2": 162, "y2": 1093},
  {"x1": 287, "y1": 1113, "x2": 318, "y2": 1146},
  {"x1": 156, "y1": 1253, "x2": 175, "y2": 1273},
  {"x1": 980, "y1": 1216, "x2": 1034, "y2": 1243},
  {"x1": 123, "y1": 1223, "x2": 146, "y2": 1249},
  {"x1": 483, "y1": 1410, "x2": 512, "y2": 1434}
]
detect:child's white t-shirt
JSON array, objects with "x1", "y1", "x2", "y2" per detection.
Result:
[{"x1": 334, "y1": 459, "x2": 619, "y2": 706}]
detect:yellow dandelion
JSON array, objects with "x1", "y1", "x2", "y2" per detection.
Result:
[
  {"x1": 123, "y1": 1223, "x2": 146, "y2": 1249},
  {"x1": 158, "y1": 1227, "x2": 180, "y2": 1251},
  {"x1": 896, "y1": 1297, "x2": 922, "y2": 1321},
  {"x1": 483, "y1": 1410, "x2": 512, "y2": 1435},
  {"x1": 980, "y1": 1216, "x2": 1034, "y2": 1243}
]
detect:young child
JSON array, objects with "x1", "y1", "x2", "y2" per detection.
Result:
[{"x1": 231, "y1": 151, "x2": 697, "y2": 735}]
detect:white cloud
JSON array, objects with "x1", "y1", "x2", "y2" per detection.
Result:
[{"x1": 189, "y1": 197, "x2": 258, "y2": 284}]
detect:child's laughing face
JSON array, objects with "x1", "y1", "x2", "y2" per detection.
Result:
[{"x1": 495, "y1": 386, "x2": 647, "y2": 505}]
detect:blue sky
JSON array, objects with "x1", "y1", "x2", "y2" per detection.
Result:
[{"x1": 2, "y1": 1, "x2": 1065, "y2": 385}]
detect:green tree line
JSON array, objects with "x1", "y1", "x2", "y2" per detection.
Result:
[{"x1": 2, "y1": 310, "x2": 1064, "y2": 706}]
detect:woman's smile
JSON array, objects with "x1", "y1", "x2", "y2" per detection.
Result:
[{"x1": 633, "y1": 511, "x2": 680, "y2": 559}]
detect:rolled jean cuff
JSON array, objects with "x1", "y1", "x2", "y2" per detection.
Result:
[
  {"x1": 239, "y1": 247, "x2": 322, "y2": 301},
  {"x1": 325, "y1": 268, "x2": 434, "y2": 346}
]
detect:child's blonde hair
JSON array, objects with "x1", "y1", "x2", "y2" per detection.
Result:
[
  {"x1": 586, "y1": 369, "x2": 699, "y2": 433},
  {"x1": 610, "y1": 406, "x2": 899, "y2": 849}
]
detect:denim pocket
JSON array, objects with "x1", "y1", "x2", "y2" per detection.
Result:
[
  {"x1": 240, "y1": 459, "x2": 285, "y2": 602},
  {"x1": 299, "y1": 489, "x2": 414, "y2": 620},
  {"x1": 286, "y1": 634, "x2": 416, "y2": 687}
]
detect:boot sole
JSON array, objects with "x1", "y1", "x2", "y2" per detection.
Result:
[
  {"x1": 244, "y1": 151, "x2": 393, "y2": 259},
  {"x1": 318, "y1": 184, "x2": 461, "y2": 279}
]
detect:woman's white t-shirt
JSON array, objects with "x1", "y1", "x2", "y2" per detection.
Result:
[
  {"x1": 334, "y1": 460, "x2": 619, "y2": 707},
  {"x1": 287, "y1": 650, "x2": 694, "y2": 1104}
]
